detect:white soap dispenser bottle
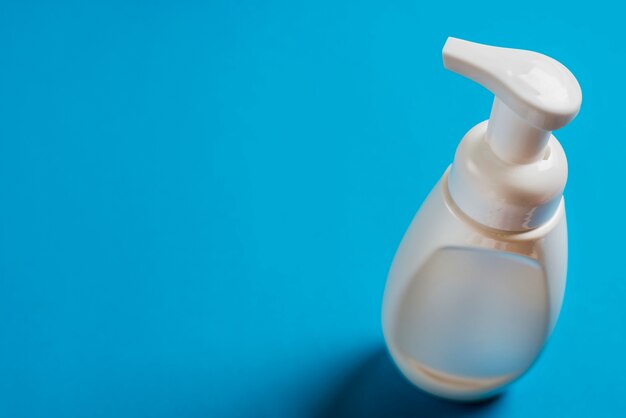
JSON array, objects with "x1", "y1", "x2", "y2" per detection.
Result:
[{"x1": 382, "y1": 37, "x2": 582, "y2": 401}]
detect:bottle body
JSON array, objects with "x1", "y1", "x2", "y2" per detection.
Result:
[{"x1": 381, "y1": 169, "x2": 567, "y2": 401}]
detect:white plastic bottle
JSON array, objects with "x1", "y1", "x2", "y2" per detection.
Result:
[{"x1": 382, "y1": 37, "x2": 582, "y2": 401}]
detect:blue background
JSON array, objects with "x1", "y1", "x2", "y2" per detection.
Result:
[{"x1": 0, "y1": 1, "x2": 623, "y2": 417}]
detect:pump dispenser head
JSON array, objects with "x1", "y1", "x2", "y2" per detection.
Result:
[
  {"x1": 443, "y1": 37, "x2": 582, "y2": 164},
  {"x1": 442, "y1": 38, "x2": 582, "y2": 231}
]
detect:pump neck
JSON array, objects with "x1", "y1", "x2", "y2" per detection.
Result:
[{"x1": 486, "y1": 98, "x2": 551, "y2": 165}]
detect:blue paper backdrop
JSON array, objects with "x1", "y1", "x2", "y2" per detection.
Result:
[{"x1": 1, "y1": 1, "x2": 623, "y2": 417}]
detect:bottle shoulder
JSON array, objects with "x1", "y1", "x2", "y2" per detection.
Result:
[
  {"x1": 419, "y1": 168, "x2": 567, "y2": 249},
  {"x1": 443, "y1": 172, "x2": 566, "y2": 244}
]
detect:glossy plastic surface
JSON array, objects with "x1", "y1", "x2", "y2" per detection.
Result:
[
  {"x1": 382, "y1": 172, "x2": 567, "y2": 401},
  {"x1": 443, "y1": 37, "x2": 581, "y2": 131},
  {"x1": 443, "y1": 37, "x2": 582, "y2": 164}
]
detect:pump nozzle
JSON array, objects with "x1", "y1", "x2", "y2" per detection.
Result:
[{"x1": 442, "y1": 37, "x2": 582, "y2": 164}]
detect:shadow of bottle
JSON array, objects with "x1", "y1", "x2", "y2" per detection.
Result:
[{"x1": 314, "y1": 346, "x2": 505, "y2": 418}]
